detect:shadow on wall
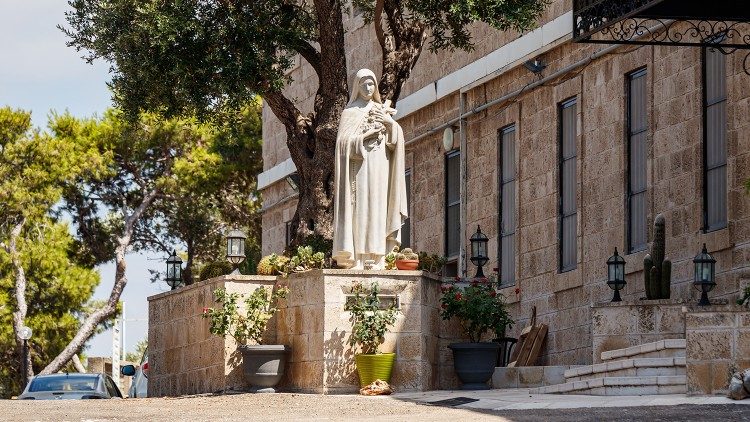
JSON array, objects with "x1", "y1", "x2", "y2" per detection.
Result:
[{"x1": 324, "y1": 329, "x2": 357, "y2": 387}]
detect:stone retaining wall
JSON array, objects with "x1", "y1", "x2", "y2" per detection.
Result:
[
  {"x1": 685, "y1": 305, "x2": 750, "y2": 395},
  {"x1": 147, "y1": 275, "x2": 277, "y2": 397},
  {"x1": 149, "y1": 271, "x2": 467, "y2": 397}
]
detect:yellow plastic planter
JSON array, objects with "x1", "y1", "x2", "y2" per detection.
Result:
[{"x1": 355, "y1": 353, "x2": 396, "y2": 387}]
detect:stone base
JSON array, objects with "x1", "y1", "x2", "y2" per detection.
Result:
[
  {"x1": 492, "y1": 366, "x2": 577, "y2": 388},
  {"x1": 275, "y1": 269, "x2": 444, "y2": 393},
  {"x1": 591, "y1": 299, "x2": 687, "y2": 363}
]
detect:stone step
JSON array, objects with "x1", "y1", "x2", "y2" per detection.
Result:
[
  {"x1": 529, "y1": 375, "x2": 687, "y2": 396},
  {"x1": 600, "y1": 339, "x2": 686, "y2": 362},
  {"x1": 565, "y1": 357, "x2": 686, "y2": 382}
]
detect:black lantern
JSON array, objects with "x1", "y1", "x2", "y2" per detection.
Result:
[
  {"x1": 166, "y1": 250, "x2": 183, "y2": 290},
  {"x1": 226, "y1": 228, "x2": 247, "y2": 273},
  {"x1": 606, "y1": 248, "x2": 626, "y2": 302},
  {"x1": 693, "y1": 243, "x2": 716, "y2": 306},
  {"x1": 470, "y1": 225, "x2": 489, "y2": 278}
]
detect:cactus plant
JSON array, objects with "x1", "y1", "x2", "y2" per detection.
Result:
[
  {"x1": 643, "y1": 214, "x2": 672, "y2": 299},
  {"x1": 396, "y1": 248, "x2": 419, "y2": 261}
]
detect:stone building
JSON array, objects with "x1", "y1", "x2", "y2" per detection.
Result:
[{"x1": 257, "y1": 1, "x2": 750, "y2": 367}]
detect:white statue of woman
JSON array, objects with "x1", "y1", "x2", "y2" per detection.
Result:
[{"x1": 332, "y1": 69, "x2": 408, "y2": 269}]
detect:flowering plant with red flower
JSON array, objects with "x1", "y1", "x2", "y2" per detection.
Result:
[{"x1": 439, "y1": 277, "x2": 513, "y2": 342}]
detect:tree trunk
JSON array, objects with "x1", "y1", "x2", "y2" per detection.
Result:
[
  {"x1": 40, "y1": 187, "x2": 159, "y2": 375},
  {"x1": 7, "y1": 218, "x2": 33, "y2": 387},
  {"x1": 184, "y1": 238, "x2": 194, "y2": 285}
]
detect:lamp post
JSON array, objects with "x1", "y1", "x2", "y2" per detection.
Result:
[
  {"x1": 693, "y1": 244, "x2": 716, "y2": 306},
  {"x1": 19, "y1": 325, "x2": 32, "y2": 389},
  {"x1": 606, "y1": 248, "x2": 626, "y2": 302},
  {"x1": 165, "y1": 250, "x2": 183, "y2": 290},
  {"x1": 469, "y1": 225, "x2": 489, "y2": 278},
  {"x1": 226, "y1": 228, "x2": 247, "y2": 274}
]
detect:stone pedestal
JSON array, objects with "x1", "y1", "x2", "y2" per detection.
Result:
[
  {"x1": 591, "y1": 300, "x2": 686, "y2": 363},
  {"x1": 276, "y1": 269, "x2": 443, "y2": 393}
]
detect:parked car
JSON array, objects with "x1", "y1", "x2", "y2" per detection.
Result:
[
  {"x1": 18, "y1": 373, "x2": 123, "y2": 400},
  {"x1": 121, "y1": 348, "x2": 148, "y2": 397}
]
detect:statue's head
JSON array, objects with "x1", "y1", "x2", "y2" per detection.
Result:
[{"x1": 349, "y1": 68, "x2": 382, "y2": 105}]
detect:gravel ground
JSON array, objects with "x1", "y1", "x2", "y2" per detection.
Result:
[{"x1": 0, "y1": 393, "x2": 749, "y2": 422}]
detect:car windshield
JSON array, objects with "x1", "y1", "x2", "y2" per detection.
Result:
[{"x1": 29, "y1": 375, "x2": 98, "y2": 392}]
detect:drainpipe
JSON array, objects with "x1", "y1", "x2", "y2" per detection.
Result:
[{"x1": 459, "y1": 92, "x2": 468, "y2": 276}]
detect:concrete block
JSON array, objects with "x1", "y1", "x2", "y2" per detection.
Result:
[
  {"x1": 491, "y1": 367, "x2": 519, "y2": 389},
  {"x1": 543, "y1": 366, "x2": 569, "y2": 385},
  {"x1": 518, "y1": 366, "x2": 545, "y2": 387}
]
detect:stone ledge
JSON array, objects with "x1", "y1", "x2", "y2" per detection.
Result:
[
  {"x1": 148, "y1": 274, "x2": 278, "y2": 301},
  {"x1": 601, "y1": 339, "x2": 686, "y2": 361}
]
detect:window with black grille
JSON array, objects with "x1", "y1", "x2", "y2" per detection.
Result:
[
  {"x1": 703, "y1": 46, "x2": 727, "y2": 232},
  {"x1": 627, "y1": 68, "x2": 648, "y2": 253},
  {"x1": 445, "y1": 150, "x2": 460, "y2": 260},
  {"x1": 559, "y1": 98, "x2": 577, "y2": 273},
  {"x1": 498, "y1": 125, "x2": 516, "y2": 287}
]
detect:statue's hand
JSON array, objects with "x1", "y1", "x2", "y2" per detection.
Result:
[{"x1": 371, "y1": 108, "x2": 395, "y2": 128}]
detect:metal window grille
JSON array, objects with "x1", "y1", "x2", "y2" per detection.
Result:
[
  {"x1": 627, "y1": 68, "x2": 648, "y2": 253},
  {"x1": 559, "y1": 99, "x2": 578, "y2": 273},
  {"x1": 445, "y1": 150, "x2": 461, "y2": 259},
  {"x1": 498, "y1": 125, "x2": 516, "y2": 287},
  {"x1": 703, "y1": 45, "x2": 728, "y2": 232}
]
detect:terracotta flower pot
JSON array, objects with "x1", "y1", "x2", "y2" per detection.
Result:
[{"x1": 395, "y1": 259, "x2": 419, "y2": 270}]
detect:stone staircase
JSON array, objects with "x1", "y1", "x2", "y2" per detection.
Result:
[{"x1": 529, "y1": 339, "x2": 686, "y2": 395}]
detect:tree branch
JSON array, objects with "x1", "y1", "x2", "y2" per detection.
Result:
[
  {"x1": 293, "y1": 40, "x2": 322, "y2": 78},
  {"x1": 40, "y1": 185, "x2": 161, "y2": 375}
]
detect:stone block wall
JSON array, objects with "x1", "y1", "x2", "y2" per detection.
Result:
[
  {"x1": 685, "y1": 305, "x2": 750, "y2": 395},
  {"x1": 147, "y1": 275, "x2": 277, "y2": 397},
  {"x1": 591, "y1": 300, "x2": 686, "y2": 363},
  {"x1": 149, "y1": 270, "x2": 468, "y2": 396}
]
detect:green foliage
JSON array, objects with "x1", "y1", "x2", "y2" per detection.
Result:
[
  {"x1": 199, "y1": 261, "x2": 233, "y2": 281},
  {"x1": 63, "y1": 0, "x2": 548, "y2": 119},
  {"x1": 202, "y1": 286, "x2": 288, "y2": 345},
  {"x1": 124, "y1": 339, "x2": 148, "y2": 363},
  {"x1": 0, "y1": 221, "x2": 102, "y2": 397},
  {"x1": 384, "y1": 247, "x2": 398, "y2": 270},
  {"x1": 345, "y1": 282, "x2": 399, "y2": 354},
  {"x1": 62, "y1": 0, "x2": 315, "y2": 118},
  {"x1": 52, "y1": 104, "x2": 263, "y2": 283},
  {"x1": 440, "y1": 278, "x2": 513, "y2": 342},
  {"x1": 355, "y1": 0, "x2": 550, "y2": 52},
  {"x1": 417, "y1": 252, "x2": 447, "y2": 275},
  {"x1": 287, "y1": 246, "x2": 325, "y2": 273}
]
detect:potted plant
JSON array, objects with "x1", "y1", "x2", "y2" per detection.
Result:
[
  {"x1": 202, "y1": 285, "x2": 289, "y2": 392},
  {"x1": 395, "y1": 247, "x2": 419, "y2": 270},
  {"x1": 345, "y1": 281, "x2": 399, "y2": 387},
  {"x1": 440, "y1": 278, "x2": 513, "y2": 389}
]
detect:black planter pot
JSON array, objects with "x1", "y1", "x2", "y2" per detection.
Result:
[
  {"x1": 238, "y1": 344, "x2": 290, "y2": 393},
  {"x1": 448, "y1": 342, "x2": 501, "y2": 390}
]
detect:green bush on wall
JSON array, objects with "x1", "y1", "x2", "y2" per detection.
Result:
[{"x1": 199, "y1": 261, "x2": 233, "y2": 281}]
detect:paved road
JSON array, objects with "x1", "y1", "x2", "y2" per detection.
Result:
[{"x1": 1, "y1": 393, "x2": 749, "y2": 421}]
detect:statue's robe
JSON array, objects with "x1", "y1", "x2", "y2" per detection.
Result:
[{"x1": 332, "y1": 76, "x2": 407, "y2": 268}]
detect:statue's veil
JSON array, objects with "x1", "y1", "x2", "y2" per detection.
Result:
[{"x1": 348, "y1": 68, "x2": 382, "y2": 106}]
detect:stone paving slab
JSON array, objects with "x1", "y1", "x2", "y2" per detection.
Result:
[{"x1": 393, "y1": 388, "x2": 750, "y2": 411}]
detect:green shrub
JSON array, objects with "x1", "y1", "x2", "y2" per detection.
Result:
[{"x1": 199, "y1": 261, "x2": 233, "y2": 281}]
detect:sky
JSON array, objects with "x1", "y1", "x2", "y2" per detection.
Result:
[{"x1": 0, "y1": 1, "x2": 169, "y2": 359}]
